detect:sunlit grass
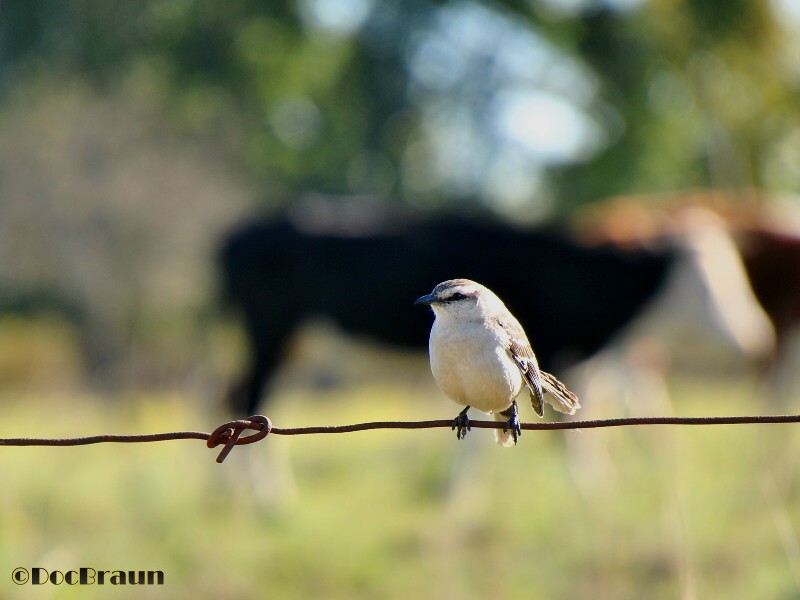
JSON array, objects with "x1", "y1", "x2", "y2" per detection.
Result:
[{"x1": 1, "y1": 377, "x2": 800, "y2": 599}]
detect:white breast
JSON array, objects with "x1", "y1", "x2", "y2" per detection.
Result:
[{"x1": 429, "y1": 317, "x2": 523, "y2": 414}]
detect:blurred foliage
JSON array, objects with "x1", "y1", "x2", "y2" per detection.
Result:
[
  {"x1": 0, "y1": 0, "x2": 798, "y2": 384},
  {"x1": 1, "y1": 0, "x2": 797, "y2": 211},
  {"x1": 0, "y1": 79, "x2": 253, "y2": 384}
]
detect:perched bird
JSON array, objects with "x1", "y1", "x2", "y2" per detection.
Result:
[{"x1": 415, "y1": 279, "x2": 580, "y2": 446}]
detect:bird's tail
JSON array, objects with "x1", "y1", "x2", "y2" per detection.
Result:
[
  {"x1": 493, "y1": 412, "x2": 516, "y2": 447},
  {"x1": 541, "y1": 371, "x2": 580, "y2": 415}
]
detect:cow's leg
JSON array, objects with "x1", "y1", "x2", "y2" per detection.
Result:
[{"x1": 227, "y1": 307, "x2": 299, "y2": 416}]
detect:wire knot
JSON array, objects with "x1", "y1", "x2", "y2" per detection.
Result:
[{"x1": 206, "y1": 415, "x2": 272, "y2": 463}]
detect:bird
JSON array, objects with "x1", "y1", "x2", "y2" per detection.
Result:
[{"x1": 415, "y1": 278, "x2": 580, "y2": 446}]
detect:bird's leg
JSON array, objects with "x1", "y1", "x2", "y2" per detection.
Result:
[
  {"x1": 501, "y1": 400, "x2": 522, "y2": 445},
  {"x1": 452, "y1": 406, "x2": 471, "y2": 440}
]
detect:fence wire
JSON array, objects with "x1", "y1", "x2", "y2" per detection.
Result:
[{"x1": 2, "y1": 413, "x2": 800, "y2": 463}]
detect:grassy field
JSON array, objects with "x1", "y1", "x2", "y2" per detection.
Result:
[{"x1": 2, "y1": 376, "x2": 800, "y2": 599}]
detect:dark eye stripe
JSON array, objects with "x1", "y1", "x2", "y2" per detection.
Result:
[{"x1": 447, "y1": 292, "x2": 468, "y2": 302}]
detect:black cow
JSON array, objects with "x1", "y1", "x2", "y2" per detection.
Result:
[{"x1": 219, "y1": 215, "x2": 674, "y2": 415}]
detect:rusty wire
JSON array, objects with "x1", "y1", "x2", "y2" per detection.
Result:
[{"x1": 2, "y1": 413, "x2": 800, "y2": 463}]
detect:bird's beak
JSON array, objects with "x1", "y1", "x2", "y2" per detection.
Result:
[{"x1": 414, "y1": 293, "x2": 437, "y2": 306}]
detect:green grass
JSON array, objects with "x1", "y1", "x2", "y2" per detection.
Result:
[{"x1": 1, "y1": 378, "x2": 800, "y2": 599}]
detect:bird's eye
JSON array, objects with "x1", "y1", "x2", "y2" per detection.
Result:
[{"x1": 448, "y1": 292, "x2": 467, "y2": 302}]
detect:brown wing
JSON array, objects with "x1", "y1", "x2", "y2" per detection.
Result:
[{"x1": 495, "y1": 317, "x2": 546, "y2": 417}]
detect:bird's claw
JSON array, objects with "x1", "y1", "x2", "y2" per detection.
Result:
[
  {"x1": 452, "y1": 409, "x2": 471, "y2": 441},
  {"x1": 502, "y1": 402, "x2": 522, "y2": 445},
  {"x1": 502, "y1": 417, "x2": 522, "y2": 445}
]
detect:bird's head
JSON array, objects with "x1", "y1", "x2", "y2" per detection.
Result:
[{"x1": 415, "y1": 279, "x2": 503, "y2": 320}]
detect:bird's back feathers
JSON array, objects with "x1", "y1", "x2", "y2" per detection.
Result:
[{"x1": 495, "y1": 314, "x2": 580, "y2": 418}]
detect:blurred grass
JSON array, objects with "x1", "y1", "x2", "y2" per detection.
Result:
[
  {"x1": 1, "y1": 377, "x2": 800, "y2": 599},
  {"x1": 0, "y1": 316, "x2": 85, "y2": 390}
]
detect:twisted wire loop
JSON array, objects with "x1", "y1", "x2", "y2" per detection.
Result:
[{"x1": 206, "y1": 415, "x2": 272, "y2": 463}]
